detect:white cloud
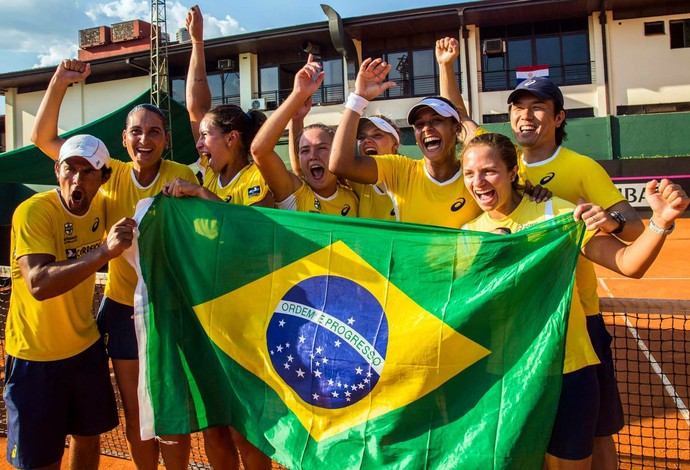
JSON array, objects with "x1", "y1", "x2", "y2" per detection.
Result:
[
  {"x1": 85, "y1": 0, "x2": 149, "y2": 22},
  {"x1": 166, "y1": 2, "x2": 246, "y2": 39},
  {"x1": 83, "y1": 0, "x2": 245, "y2": 39},
  {"x1": 35, "y1": 42, "x2": 80, "y2": 68},
  {"x1": 206, "y1": 14, "x2": 245, "y2": 37}
]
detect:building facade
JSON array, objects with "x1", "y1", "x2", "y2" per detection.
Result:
[{"x1": 0, "y1": 0, "x2": 689, "y2": 161}]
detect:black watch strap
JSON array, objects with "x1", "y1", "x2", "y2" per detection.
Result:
[{"x1": 610, "y1": 210, "x2": 626, "y2": 235}]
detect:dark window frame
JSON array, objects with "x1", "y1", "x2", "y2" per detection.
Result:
[
  {"x1": 670, "y1": 18, "x2": 690, "y2": 49},
  {"x1": 480, "y1": 18, "x2": 592, "y2": 92},
  {"x1": 644, "y1": 21, "x2": 665, "y2": 36},
  {"x1": 367, "y1": 47, "x2": 462, "y2": 101},
  {"x1": 259, "y1": 57, "x2": 345, "y2": 109}
]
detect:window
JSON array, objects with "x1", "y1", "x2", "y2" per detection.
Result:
[
  {"x1": 644, "y1": 21, "x2": 665, "y2": 36},
  {"x1": 313, "y1": 59, "x2": 344, "y2": 105},
  {"x1": 370, "y1": 48, "x2": 461, "y2": 100},
  {"x1": 480, "y1": 18, "x2": 591, "y2": 91},
  {"x1": 670, "y1": 19, "x2": 690, "y2": 49},
  {"x1": 259, "y1": 67, "x2": 280, "y2": 109},
  {"x1": 260, "y1": 58, "x2": 344, "y2": 109},
  {"x1": 171, "y1": 78, "x2": 186, "y2": 104},
  {"x1": 208, "y1": 72, "x2": 241, "y2": 107}
]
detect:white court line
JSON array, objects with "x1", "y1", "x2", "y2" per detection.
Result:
[{"x1": 598, "y1": 278, "x2": 690, "y2": 425}]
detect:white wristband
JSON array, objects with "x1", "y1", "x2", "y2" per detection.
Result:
[{"x1": 345, "y1": 93, "x2": 369, "y2": 116}]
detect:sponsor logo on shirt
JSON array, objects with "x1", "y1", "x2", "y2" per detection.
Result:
[
  {"x1": 248, "y1": 185, "x2": 261, "y2": 197},
  {"x1": 450, "y1": 197, "x2": 466, "y2": 212},
  {"x1": 65, "y1": 241, "x2": 101, "y2": 259},
  {"x1": 92, "y1": 217, "x2": 100, "y2": 232},
  {"x1": 341, "y1": 205, "x2": 351, "y2": 216},
  {"x1": 540, "y1": 172, "x2": 555, "y2": 185}
]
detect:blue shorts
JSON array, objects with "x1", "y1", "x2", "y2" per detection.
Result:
[
  {"x1": 4, "y1": 339, "x2": 119, "y2": 469},
  {"x1": 547, "y1": 365, "x2": 599, "y2": 460},
  {"x1": 587, "y1": 313, "x2": 625, "y2": 436},
  {"x1": 97, "y1": 296, "x2": 138, "y2": 360}
]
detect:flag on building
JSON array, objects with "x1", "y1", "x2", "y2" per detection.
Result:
[
  {"x1": 516, "y1": 65, "x2": 549, "y2": 84},
  {"x1": 132, "y1": 195, "x2": 583, "y2": 469}
]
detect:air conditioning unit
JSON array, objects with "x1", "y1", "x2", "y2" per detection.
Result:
[
  {"x1": 112, "y1": 20, "x2": 144, "y2": 43},
  {"x1": 482, "y1": 39, "x2": 505, "y2": 55},
  {"x1": 251, "y1": 98, "x2": 267, "y2": 110},
  {"x1": 79, "y1": 26, "x2": 111, "y2": 48},
  {"x1": 217, "y1": 59, "x2": 235, "y2": 71}
]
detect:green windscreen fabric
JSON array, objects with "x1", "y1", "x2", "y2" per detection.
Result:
[
  {"x1": 0, "y1": 91, "x2": 196, "y2": 184},
  {"x1": 132, "y1": 195, "x2": 584, "y2": 469}
]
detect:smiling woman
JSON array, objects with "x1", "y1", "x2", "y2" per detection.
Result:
[
  {"x1": 329, "y1": 57, "x2": 481, "y2": 228},
  {"x1": 250, "y1": 54, "x2": 359, "y2": 217},
  {"x1": 461, "y1": 131, "x2": 690, "y2": 469}
]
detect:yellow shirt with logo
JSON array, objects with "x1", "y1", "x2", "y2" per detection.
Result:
[
  {"x1": 348, "y1": 181, "x2": 395, "y2": 221},
  {"x1": 463, "y1": 195, "x2": 599, "y2": 374},
  {"x1": 101, "y1": 158, "x2": 197, "y2": 306},
  {"x1": 276, "y1": 181, "x2": 358, "y2": 217},
  {"x1": 204, "y1": 163, "x2": 270, "y2": 205},
  {"x1": 517, "y1": 146, "x2": 625, "y2": 317},
  {"x1": 373, "y1": 154, "x2": 481, "y2": 228},
  {"x1": 7, "y1": 190, "x2": 105, "y2": 361}
]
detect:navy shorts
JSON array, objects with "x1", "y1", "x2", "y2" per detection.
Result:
[
  {"x1": 587, "y1": 313, "x2": 625, "y2": 436},
  {"x1": 4, "y1": 339, "x2": 119, "y2": 469},
  {"x1": 547, "y1": 365, "x2": 599, "y2": 460},
  {"x1": 97, "y1": 296, "x2": 139, "y2": 360}
]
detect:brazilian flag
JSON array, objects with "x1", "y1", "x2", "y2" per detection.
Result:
[{"x1": 132, "y1": 195, "x2": 584, "y2": 469}]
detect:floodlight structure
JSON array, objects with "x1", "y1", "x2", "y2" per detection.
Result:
[{"x1": 150, "y1": 0, "x2": 173, "y2": 159}]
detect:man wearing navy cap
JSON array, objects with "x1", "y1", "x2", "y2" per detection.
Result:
[{"x1": 437, "y1": 37, "x2": 643, "y2": 470}]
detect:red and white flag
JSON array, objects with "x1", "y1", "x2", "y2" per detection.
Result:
[{"x1": 516, "y1": 65, "x2": 549, "y2": 83}]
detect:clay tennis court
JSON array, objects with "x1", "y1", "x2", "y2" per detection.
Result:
[{"x1": 0, "y1": 219, "x2": 687, "y2": 469}]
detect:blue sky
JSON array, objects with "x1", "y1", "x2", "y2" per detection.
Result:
[
  {"x1": 0, "y1": 0, "x2": 465, "y2": 74},
  {"x1": 0, "y1": 0, "x2": 466, "y2": 111}
]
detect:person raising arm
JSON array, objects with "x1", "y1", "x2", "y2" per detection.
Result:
[{"x1": 251, "y1": 54, "x2": 358, "y2": 216}]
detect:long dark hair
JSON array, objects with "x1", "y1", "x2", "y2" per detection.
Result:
[
  {"x1": 126, "y1": 104, "x2": 169, "y2": 131},
  {"x1": 205, "y1": 105, "x2": 267, "y2": 161}
]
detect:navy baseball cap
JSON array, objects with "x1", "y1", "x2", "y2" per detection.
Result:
[{"x1": 507, "y1": 77, "x2": 564, "y2": 108}]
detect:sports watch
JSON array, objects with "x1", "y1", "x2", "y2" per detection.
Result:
[
  {"x1": 648, "y1": 219, "x2": 675, "y2": 236},
  {"x1": 609, "y1": 210, "x2": 626, "y2": 235}
]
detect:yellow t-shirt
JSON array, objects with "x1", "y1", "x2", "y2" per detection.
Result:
[
  {"x1": 101, "y1": 158, "x2": 197, "y2": 306},
  {"x1": 348, "y1": 181, "x2": 395, "y2": 221},
  {"x1": 463, "y1": 195, "x2": 599, "y2": 373},
  {"x1": 204, "y1": 163, "x2": 270, "y2": 205},
  {"x1": 374, "y1": 154, "x2": 481, "y2": 228},
  {"x1": 7, "y1": 190, "x2": 105, "y2": 361},
  {"x1": 518, "y1": 146, "x2": 625, "y2": 317},
  {"x1": 276, "y1": 181, "x2": 358, "y2": 217}
]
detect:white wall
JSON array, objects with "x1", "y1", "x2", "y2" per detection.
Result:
[
  {"x1": 607, "y1": 12, "x2": 690, "y2": 107},
  {"x1": 6, "y1": 76, "x2": 148, "y2": 151}
]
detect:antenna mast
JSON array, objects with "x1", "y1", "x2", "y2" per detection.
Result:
[{"x1": 150, "y1": 0, "x2": 173, "y2": 159}]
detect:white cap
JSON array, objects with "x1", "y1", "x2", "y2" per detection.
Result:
[
  {"x1": 358, "y1": 116, "x2": 400, "y2": 143},
  {"x1": 58, "y1": 134, "x2": 110, "y2": 170},
  {"x1": 406, "y1": 97, "x2": 460, "y2": 125}
]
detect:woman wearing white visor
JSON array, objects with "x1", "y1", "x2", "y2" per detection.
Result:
[
  {"x1": 330, "y1": 57, "x2": 481, "y2": 228},
  {"x1": 353, "y1": 115, "x2": 400, "y2": 220}
]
